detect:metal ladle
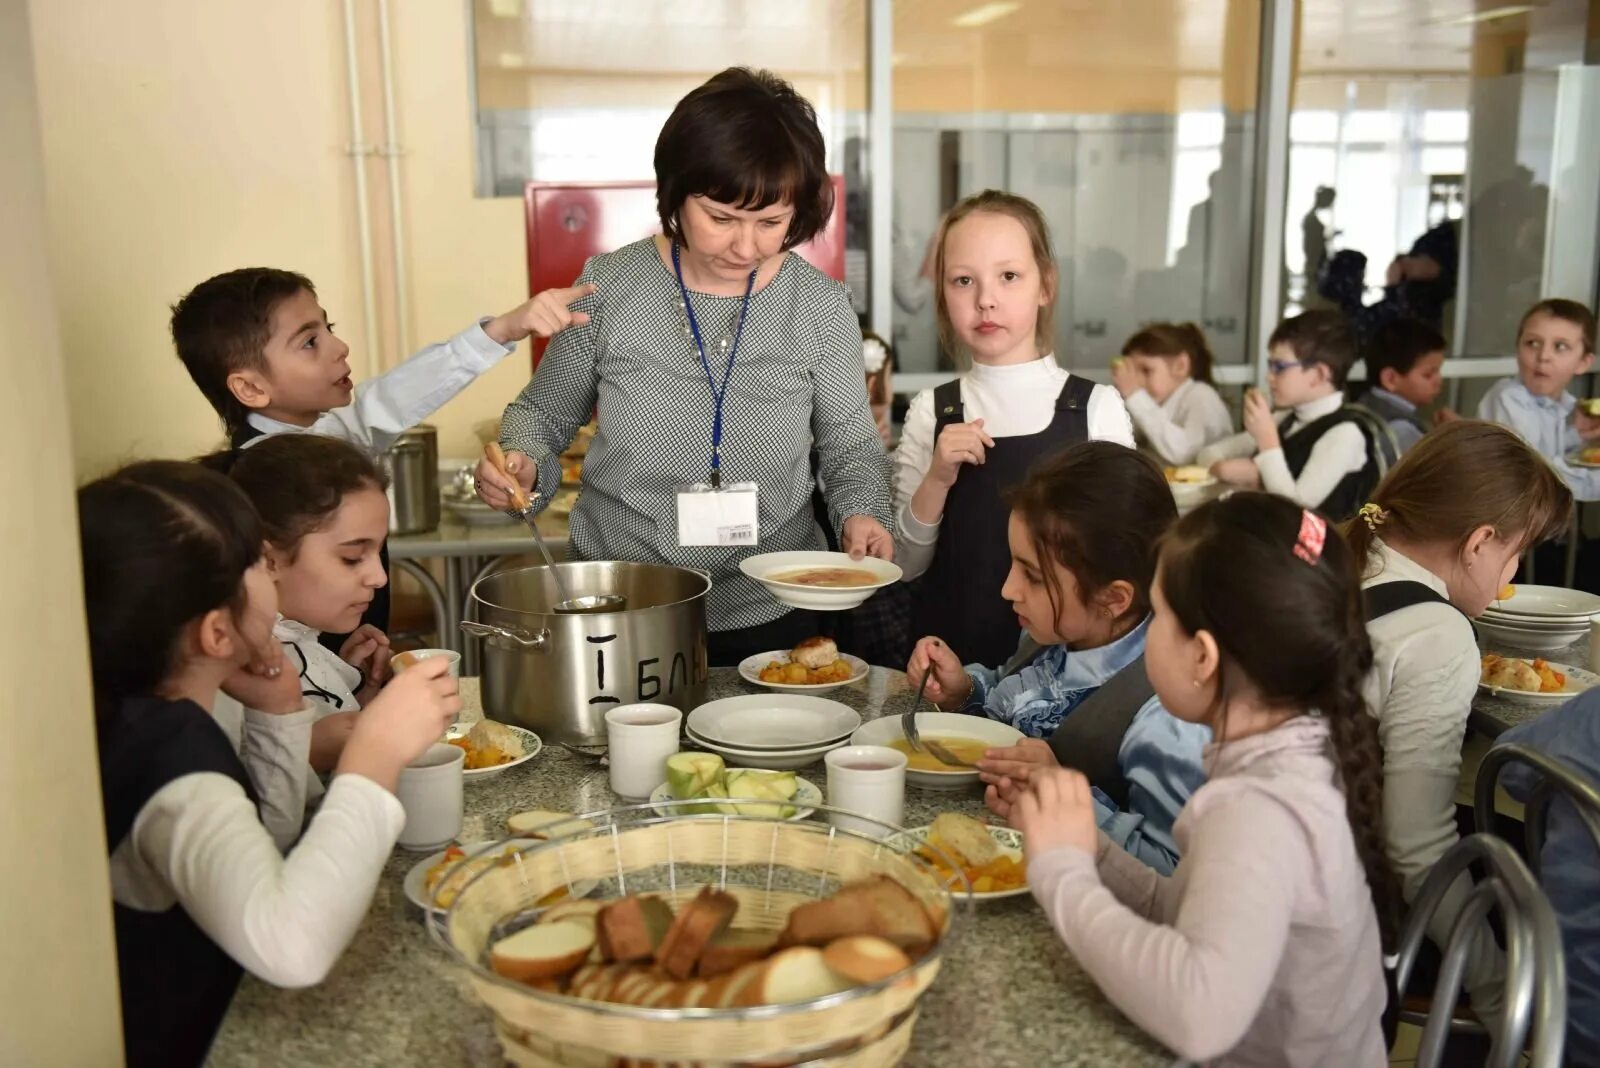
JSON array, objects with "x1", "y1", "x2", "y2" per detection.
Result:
[{"x1": 482, "y1": 443, "x2": 625, "y2": 614}]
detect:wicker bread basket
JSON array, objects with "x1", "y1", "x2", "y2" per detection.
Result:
[{"x1": 430, "y1": 803, "x2": 967, "y2": 1066}]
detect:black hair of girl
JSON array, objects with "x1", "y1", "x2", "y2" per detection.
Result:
[
  {"x1": 1159, "y1": 492, "x2": 1400, "y2": 949},
  {"x1": 78, "y1": 461, "x2": 264, "y2": 724},
  {"x1": 199, "y1": 435, "x2": 388, "y2": 557},
  {"x1": 1002, "y1": 441, "x2": 1177, "y2": 634}
]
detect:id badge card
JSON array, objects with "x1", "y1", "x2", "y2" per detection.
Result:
[{"x1": 677, "y1": 482, "x2": 759, "y2": 547}]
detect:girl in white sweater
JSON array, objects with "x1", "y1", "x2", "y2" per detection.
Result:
[
  {"x1": 1003, "y1": 493, "x2": 1397, "y2": 1065},
  {"x1": 895, "y1": 190, "x2": 1133, "y2": 668},
  {"x1": 82, "y1": 461, "x2": 458, "y2": 1068},
  {"x1": 1111, "y1": 321, "x2": 1234, "y2": 466},
  {"x1": 1344, "y1": 419, "x2": 1571, "y2": 1035}
]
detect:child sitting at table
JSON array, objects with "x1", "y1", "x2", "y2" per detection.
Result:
[
  {"x1": 1111, "y1": 321, "x2": 1234, "y2": 466},
  {"x1": 81, "y1": 460, "x2": 458, "y2": 1068},
  {"x1": 1352, "y1": 317, "x2": 1450, "y2": 456},
  {"x1": 170, "y1": 266, "x2": 592, "y2": 636},
  {"x1": 1199, "y1": 309, "x2": 1381, "y2": 521},
  {"x1": 204, "y1": 434, "x2": 394, "y2": 774},
  {"x1": 908, "y1": 442, "x2": 1209, "y2": 874},
  {"x1": 1345, "y1": 420, "x2": 1571, "y2": 1039},
  {"x1": 1005, "y1": 493, "x2": 1396, "y2": 1064}
]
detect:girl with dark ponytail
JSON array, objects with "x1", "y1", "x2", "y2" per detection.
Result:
[
  {"x1": 1111, "y1": 321, "x2": 1234, "y2": 466},
  {"x1": 1004, "y1": 492, "x2": 1393, "y2": 1064}
]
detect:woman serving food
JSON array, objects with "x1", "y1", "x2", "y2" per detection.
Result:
[{"x1": 477, "y1": 67, "x2": 893, "y2": 666}]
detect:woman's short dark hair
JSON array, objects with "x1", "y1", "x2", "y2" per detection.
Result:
[{"x1": 654, "y1": 67, "x2": 833, "y2": 251}]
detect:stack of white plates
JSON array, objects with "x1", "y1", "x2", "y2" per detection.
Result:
[
  {"x1": 1476, "y1": 584, "x2": 1600, "y2": 654},
  {"x1": 684, "y1": 694, "x2": 860, "y2": 771}
]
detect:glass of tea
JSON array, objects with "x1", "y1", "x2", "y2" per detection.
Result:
[{"x1": 824, "y1": 745, "x2": 907, "y2": 838}]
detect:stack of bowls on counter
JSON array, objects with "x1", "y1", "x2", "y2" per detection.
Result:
[
  {"x1": 1475, "y1": 584, "x2": 1600, "y2": 654},
  {"x1": 685, "y1": 695, "x2": 862, "y2": 771}
]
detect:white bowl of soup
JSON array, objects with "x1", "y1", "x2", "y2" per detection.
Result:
[
  {"x1": 740, "y1": 551, "x2": 903, "y2": 611},
  {"x1": 850, "y1": 712, "x2": 1024, "y2": 790}
]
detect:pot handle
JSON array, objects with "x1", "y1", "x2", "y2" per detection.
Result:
[{"x1": 460, "y1": 620, "x2": 550, "y2": 651}]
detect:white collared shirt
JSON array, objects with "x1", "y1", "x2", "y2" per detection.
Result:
[
  {"x1": 892, "y1": 354, "x2": 1135, "y2": 580},
  {"x1": 1197, "y1": 391, "x2": 1367, "y2": 510},
  {"x1": 1124, "y1": 378, "x2": 1235, "y2": 466}
]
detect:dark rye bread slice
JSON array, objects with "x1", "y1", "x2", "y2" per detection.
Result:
[
  {"x1": 596, "y1": 895, "x2": 674, "y2": 963},
  {"x1": 655, "y1": 886, "x2": 740, "y2": 980},
  {"x1": 697, "y1": 928, "x2": 779, "y2": 979},
  {"x1": 778, "y1": 875, "x2": 935, "y2": 955}
]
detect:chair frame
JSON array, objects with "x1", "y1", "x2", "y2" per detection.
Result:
[
  {"x1": 1474, "y1": 741, "x2": 1600, "y2": 875},
  {"x1": 1392, "y1": 834, "x2": 1566, "y2": 1068}
]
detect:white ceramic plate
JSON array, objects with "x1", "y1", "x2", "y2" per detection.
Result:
[
  {"x1": 737, "y1": 651, "x2": 870, "y2": 694},
  {"x1": 886, "y1": 824, "x2": 1030, "y2": 902},
  {"x1": 402, "y1": 842, "x2": 597, "y2": 914},
  {"x1": 850, "y1": 712, "x2": 1025, "y2": 790},
  {"x1": 648, "y1": 772, "x2": 822, "y2": 820},
  {"x1": 443, "y1": 723, "x2": 542, "y2": 782},
  {"x1": 688, "y1": 694, "x2": 862, "y2": 751},
  {"x1": 683, "y1": 728, "x2": 850, "y2": 771},
  {"x1": 1479, "y1": 610, "x2": 1594, "y2": 629},
  {"x1": 1473, "y1": 619, "x2": 1586, "y2": 655},
  {"x1": 1488, "y1": 584, "x2": 1600, "y2": 618},
  {"x1": 1477, "y1": 659, "x2": 1598, "y2": 704},
  {"x1": 1565, "y1": 451, "x2": 1600, "y2": 470},
  {"x1": 739, "y1": 551, "x2": 902, "y2": 611}
]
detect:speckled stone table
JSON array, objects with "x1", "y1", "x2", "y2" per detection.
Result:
[
  {"x1": 1471, "y1": 628, "x2": 1592, "y2": 737},
  {"x1": 207, "y1": 669, "x2": 1172, "y2": 1067}
]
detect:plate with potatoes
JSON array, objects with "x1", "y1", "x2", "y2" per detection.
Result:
[
  {"x1": 1478, "y1": 654, "x2": 1598, "y2": 704},
  {"x1": 887, "y1": 813, "x2": 1029, "y2": 902},
  {"x1": 739, "y1": 636, "x2": 869, "y2": 694}
]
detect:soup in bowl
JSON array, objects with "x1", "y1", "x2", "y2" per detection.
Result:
[
  {"x1": 741, "y1": 551, "x2": 903, "y2": 611},
  {"x1": 851, "y1": 711, "x2": 1024, "y2": 790}
]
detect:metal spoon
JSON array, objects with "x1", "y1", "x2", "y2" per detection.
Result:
[
  {"x1": 482, "y1": 444, "x2": 624, "y2": 614},
  {"x1": 554, "y1": 740, "x2": 608, "y2": 766},
  {"x1": 924, "y1": 739, "x2": 980, "y2": 769},
  {"x1": 901, "y1": 670, "x2": 929, "y2": 753}
]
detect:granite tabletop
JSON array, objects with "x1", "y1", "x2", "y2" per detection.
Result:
[{"x1": 206, "y1": 669, "x2": 1171, "y2": 1068}]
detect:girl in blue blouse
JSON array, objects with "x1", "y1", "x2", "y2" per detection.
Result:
[{"x1": 908, "y1": 442, "x2": 1210, "y2": 872}]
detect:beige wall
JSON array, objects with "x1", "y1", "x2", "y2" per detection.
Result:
[
  {"x1": 0, "y1": 0, "x2": 123, "y2": 1062},
  {"x1": 31, "y1": 0, "x2": 531, "y2": 472}
]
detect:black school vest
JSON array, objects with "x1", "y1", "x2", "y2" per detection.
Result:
[
  {"x1": 230, "y1": 422, "x2": 392, "y2": 645},
  {"x1": 1278, "y1": 407, "x2": 1381, "y2": 523},
  {"x1": 910, "y1": 376, "x2": 1094, "y2": 668},
  {"x1": 99, "y1": 695, "x2": 261, "y2": 1068}
]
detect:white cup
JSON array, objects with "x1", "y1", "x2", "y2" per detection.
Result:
[
  {"x1": 390, "y1": 648, "x2": 462, "y2": 677},
  {"x1": 605, "y1": 703, "x2": 684, "y2": 800},
  {"x1": 825, "y1": 745, "x2": 908, "y2": 839},
  {"x1": 394, "y1": 743, "x2": 465, "y2": 851}
]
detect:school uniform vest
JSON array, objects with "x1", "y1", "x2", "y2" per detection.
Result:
[
  {"x1": 230, "y1": 422, "x2": 391, "y2": 644},
  {"x1": 909, "y1": 376, "x2": 1094, "y2": 668},
  {"x1": 1354, "y1": 388, "x2": 1428, "y2": 440},
  {"x1": 99, "y1": 695, "x2": 261, "y2": 1068},
  {"x1": 1278, "y1": 407, "x2": 1382, "y2": 523}
]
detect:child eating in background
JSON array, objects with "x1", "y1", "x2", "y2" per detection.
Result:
[
  {"x1": 1199, "y1": 310, "x2": 1380, "y2": 521},
  {"x1": 1353, "y1": 317, "x2": 1451, "y2": 455},
  {"x1": 894, "y1": 190, "x2": 1133, "y2": 669},
  {"x1": 1111, "y1": 321, "x2": 1233, "y2": 466},
  {"x1": 908, "y1": 442, "x2": 1209, "y2": 874},
  {"x1": 81, "y1": 461, "x2": 458, "y2": 1067},
  {"x1": 1005, "y1": 493, "x2": 1394, "y2": 1065}
]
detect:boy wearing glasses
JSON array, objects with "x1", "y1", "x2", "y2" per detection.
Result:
[{"x1": 1199, "y1": 310, "x2": 1378, "y2": 521}]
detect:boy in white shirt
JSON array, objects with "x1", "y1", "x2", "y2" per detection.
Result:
[{"x1": 1199, "y1": 310, "x2": 1378, "y2": 521}]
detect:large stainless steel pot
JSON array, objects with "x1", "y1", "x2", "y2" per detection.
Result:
[{"x1": 463, "y1": 561, "x2": 710, "y2": 745}]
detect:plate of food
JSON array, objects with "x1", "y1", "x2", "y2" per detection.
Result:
[
  {"x1": 1478, "y1": 654, "x2": 1598, "y2": 703},
  {"x1": 649, "y1": 755, "x2": 821, "y2": 820},
  {"x1": 1568, "y1": 444, "x2": 1600, "y2": 469},
  {"x1": 445, "y1": 720, "x2": 542, "y2": 781},
  {"x1": 739, "y1": 637, "x2": 869, "y2": 693},
  {"x1": 887, "y1": 813, "x2": 1028, "y2": 901},
  {"x1": 739, "y1": 551, "x2": 902, "y2": 611},
  {"x1": 403, "y1": 841, "x2": 597, "y2": 914}
]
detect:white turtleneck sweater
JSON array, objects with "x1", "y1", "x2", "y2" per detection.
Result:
[
  {"x1": 1196, "y1": 391, "x2": 1366, "y2": 510},
  {"x1": 1124, "y1": 378, "x2": 1235, "y2": 466},
  {"x1": 893, "y1": 355, "x2": 1134, "y2": 581}
]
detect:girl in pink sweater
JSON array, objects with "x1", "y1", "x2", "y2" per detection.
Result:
[{"x1": 1001, "y1": 493, "x2": 1399, "y2": 1065}]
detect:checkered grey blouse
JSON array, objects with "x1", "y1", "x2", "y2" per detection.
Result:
[{"x1": 499, "y1": 238, "x2": 893, "y2": 631}]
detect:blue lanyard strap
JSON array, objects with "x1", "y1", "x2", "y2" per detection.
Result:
[{"x1": 672, "y1": 242, "x2": 756, "y2": 489}]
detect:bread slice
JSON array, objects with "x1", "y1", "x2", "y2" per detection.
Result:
[
  {"x1": 655, "y1": 887, "x2": 739, "y2": 980},
  {"x1": 738, "y1": 946, "x2": 853, "y2": 1006},
  {"x1": 930, "y1": 812, "x2": 1000, "y2": 867},
  {"x1": 489, "y1": 921, "x2": 595, "y2": 983},
  {"x1": 596, "y1": 895, "x2": 674, "y2": 963},
  {"x1": 507, "y1": 809, "x2": 594, "y2": 839},
  {"x1": 697, "y1": 928, "x2": 778, "y2": 979},
  {"x1": 779, "y1": 876, "x2": 935, "y2": 955},
  {"x1": 714, "y1": 961, "x2": 766, "y2": 1007},
  {"x1": 822, "y1": 935, "x2": 910, "y2": 984},
  {"x1": 539, "y1": 898, "x2": 603, "y2": 928}
]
